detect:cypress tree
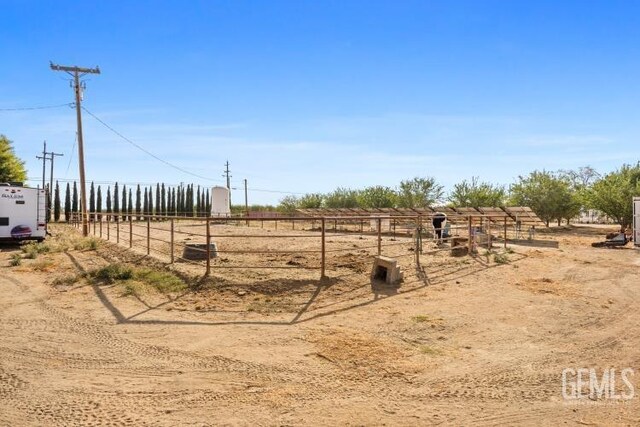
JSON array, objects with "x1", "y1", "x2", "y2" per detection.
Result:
[
  {"x1": 195, "y1": 186, "x2": 201, "y2": 217},
  {"x1": 136, "y1": 184, "x2": 142, "y2": 220},
  {"x1": 200, "y1": 188, "x2": 206, "y2": 216},
  {"x1": 106, "y1": 187, "x2": 112, "y2": 221},
  {"x1": 170, "y1": 187, "x2": 176, "y2": 215},
  {"x1": 128, "y1": 189, "x2": 133, "y2": 220},
  {"x1": 96, "y1": 186, "x2": 102, "y2": 220},
  {"x1": 205, "y1": 189, "x2": 210, "y2": 215},
  {"x1": 143, "y1": 187, "x2": 149, "y2": 218},
  {"x1": 161, "y1": 183, "x2": 166, "y2": 217},
  {"x1": 148, "y1": 186, "x2": 154, "y2": 218},
  {"x1": 46, "y1": 184, "x2": 52, "y2": 223},
  {"x1": 155, "y1": 183, "x2": 160, "y2": 220},
  {"x1": 89, "y1": 182, "x2": 95, "y2": 221},
  {"x1": 113, "y1": 183, "x2": 120, "y2": 221},
  {"x1": 64, "y1": 182, "x2": 71, "y2": 222},
  {"x1": 121, "y1": 185, "x2": 127, "y2": 221},
  {"x1": 72, "y1": 182, "x2": 79, "y2": 214},
  {"x1": 54, "y1": 181, "x2": 61, "y2": 222}
]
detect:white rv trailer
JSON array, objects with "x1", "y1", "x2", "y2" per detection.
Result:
[
  {"x1": 634, "y1": 197, "x2": 640, "y2": 248},
  {"x1": 0, "y1": 184, "x2": 47, "y2": 242},
  {"x1": 210, "y1": 186, "x2": 231, "y2": 217}
]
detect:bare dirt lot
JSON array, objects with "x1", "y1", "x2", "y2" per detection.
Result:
[{"x1": 1, "y1": 224, "x2": 639, "y2": 426}]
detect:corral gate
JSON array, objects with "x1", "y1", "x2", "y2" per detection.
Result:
[{"x1": 634, "y1": 197, "x2": 640, "y2": 248}]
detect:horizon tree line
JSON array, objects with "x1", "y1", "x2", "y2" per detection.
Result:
[{"x1": 53, "y1": 181, "x2": 212, "y2": 222}]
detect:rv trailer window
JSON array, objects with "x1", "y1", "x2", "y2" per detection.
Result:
[{"x1": 0, "y1": 218, "x2": 8, "y2": 226}]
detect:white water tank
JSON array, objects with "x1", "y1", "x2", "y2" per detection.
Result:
[{"x1": 211, "y1": 186, "x2": 231, "y2": 217}]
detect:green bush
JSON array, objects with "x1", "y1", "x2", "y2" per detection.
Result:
[
  {"x1": 93, "y1": 264, "x2": 134, "y2": 283},
  {"x1": 9, "y1": 253, "x2": 21, "y2": 266}
]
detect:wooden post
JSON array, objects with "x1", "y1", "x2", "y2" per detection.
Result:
[
  {"x1": 106, "y1": 216, "x2": 110, "y2": 240},
  {"x1": 377, "y1": 218, "x2": 382, "y2": 256},
  {"x1": 146, "y1": 217, "x2": 150, "y2": 255},
  {"x1": 205, "y1": 219, "x2": 211, "y2": 276},
  {"x1": 170, "y1": 218, "x2": 175, "y2": 264},
  {"x1": 129, "y1": 216, "x2": 133, "y2": 248},
  {"x1": 99, "y1": 216, "x2": 102, "y2": 238},
  {"x1": 321, "y1": 217, "x2": 326, "y2": 279},
  {"x1": 487, "y1": 216, "x2": 492, "y2": 249},
  {"x1": 116, "y1": 217, "x2": 120, "y2": 244}
]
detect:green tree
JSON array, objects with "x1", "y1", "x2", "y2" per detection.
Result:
[
  {"x1": 121, "y1": 185, "x2": 127, "y2": 221},
  {"x1": 510, "y1": 171, "x2": 580, "y2": 226},
  {"x1": 324, "y1": 187, "x2": 360, "y2": 208},
  {"x1": 148, "y1": 186, "x2": 154, "y2": 217},
  {"x1": 357, "y1": 186, "x2": 397, "y2": 208},
  {"x1": 54, "y1": 181, "x2": 61, "y2": 222},
  {"x1": 161, "y1": 183, "x2": 167, "y2": 217},
  {"x1": 89, "y1": 182, "x2": 95, "y2": 220},
  {"x1": 96, "y1": 186, "x2": 102, "y2": 219},
  {"x1": 64, "y1": 183, "x2": 71, "y2": 222},
  {"x1": 113, "y1": 183, "x2": 119, "y2": 221},
  {"x1": 46, "y1": 184, "x2": 51, "y2": 222},
  {"x1": 143, "y1": 187, "x2": 149, "y2": 218},
  {"x1": 397, "y1": 177, "x2": 443, "y2": 208},
  {"x1": 72, "y1": 182, "x2": 79, "y2": 214},
  {"x1": 106, "y1": 187, "x2": 112, "y2": 221},
  {"x1": 0, "y1": 135, "x2": 27, "y2": 183},
  {"x1": 128, "y1": 188, "x2": 133, "y2": 221},
  {"x1": 448, "y1": 177, "x2": 506, "y2": 207},
  {"x1": 136, "y1": 184, "x2": 142, "y2": 220},
  {"x1": 587, "y1": 164, "x2": 640, "y2": 229}
]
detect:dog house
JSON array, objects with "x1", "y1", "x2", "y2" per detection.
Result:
[{"x1": 371, "y1": 256, "x2": 403, "y2": 285}]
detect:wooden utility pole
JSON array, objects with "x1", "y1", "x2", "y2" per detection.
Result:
[
  {"x1": 36, "y1": 141, "x2": 63, "y2": 223},
  {"x1": 222, "y1": 160, "x2": 232, "y2": 207},
  {"x1": 50, "y1": 62, "x2": 100, "y2": 236},
  {"x1": 36, "y1": 141, "x2": 47, "y2": 190}
]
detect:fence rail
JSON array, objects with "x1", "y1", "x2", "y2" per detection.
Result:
[{"x1": 69, "y1": 212, "x2": 513, "y2": 279}]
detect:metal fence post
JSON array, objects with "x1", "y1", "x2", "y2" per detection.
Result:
[
  {"x1": 205, "y1": 219, "x2": 211, "y2": 276},
  {"x1": 106, "y1": 215, "x2": 110, "y2": 240},
  {"x1": 321, "y1": 217, "x2": 326, "y2": 279},
  {"x1": 170, "y1": 218, "x2": 175, "y2": 264},
  {"x1": 468, "y1": 216, "x2": 473, "y2": 254},
  {"x1": 416, "y1": 215, "x2": 421, "y2": 267},
  {"x1": 487, "y1": 216, "x2": 492, "y2": 249},
  {"x1": 504, "y1": 217, "x2": 508, "y2": 249},
  {"x1": 377, "y1": 218, "x2": 382, "y2": 256},
  {"x1": 146, "y1": 217, "x2": 150, "y2": 255}
]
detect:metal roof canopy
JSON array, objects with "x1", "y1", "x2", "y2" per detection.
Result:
[{"x1": 294, "y1": 207, "x2": 546, "y2": 226}]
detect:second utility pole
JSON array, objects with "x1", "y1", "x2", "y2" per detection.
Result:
[
  {"x1": 223, "y1": 160, "x2": 232, "y2": 207},
  {"x1": 50, "y1": 62, "x2": 100, "y2": 236}
]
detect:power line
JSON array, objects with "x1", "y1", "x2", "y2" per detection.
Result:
[
  {"x1": 0, "y1": 102, "x2": 73, "y2": 111},
  {"x1": 81, "y1": 106, "x2": 225, "y2": 184}
]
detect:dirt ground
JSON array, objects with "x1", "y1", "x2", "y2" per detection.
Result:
[{"x1": 1, "y1": 223, "x2": 639, "y2": 426}]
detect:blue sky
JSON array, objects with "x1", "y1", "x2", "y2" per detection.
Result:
[{"x1": 1, "y1": 0, "x2": 639, "y2": 204}]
